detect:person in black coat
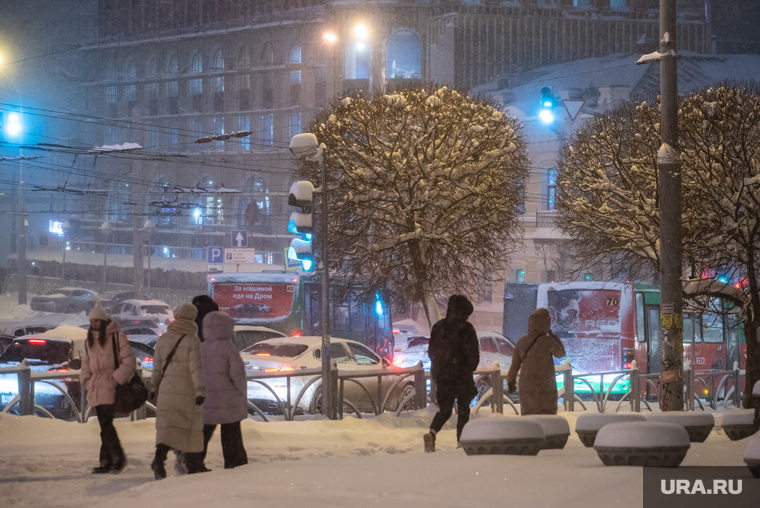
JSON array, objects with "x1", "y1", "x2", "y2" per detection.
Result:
[{"x1": 423, "y1": 294, "x2": 480, "y2": 452}]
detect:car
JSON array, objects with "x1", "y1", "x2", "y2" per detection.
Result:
[
  {"x1": 87, "y1": 291, "x2": 153, "y2": 313},
  {"x1": 233, "y1": 325, "x2": 286, "y2": 352},
  {"x1": 392, "y1": 319, "x2": 427, "y2": 350},
  {"x1": 0, "y1": 321, "x2": 56, "y2": 354},
  {"x1": 128, "y1": 338, "x2": 156, "y2": 371},
  {"x1": 0, "y1": 325, "x2": 87, "y2": 420},
  {"x1": 30, "y1": 288, "x2": 98, "y2": 314},
  {"x1": 109, "y1": 299, "x2": 174, "y2": 334},
  {"x1": 241, "y1": 336, "x2": 416, "y2": 416},
  {"x1": 230, "y1": 302, "x2": 272, "y2": 315}
]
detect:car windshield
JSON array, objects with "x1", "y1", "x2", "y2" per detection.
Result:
[
  {"x1": 0, "y1": 340, "x2": 71, "y2": 364},
  {"x1": 140, "y1": 306, "x2": 169, "y2": 315},
  {"x1": 407, "y1": 337, "x2": 430, "y2": 349},
  {"x1": 246, "y1": 342, "x2": 308, "y2": 358}
]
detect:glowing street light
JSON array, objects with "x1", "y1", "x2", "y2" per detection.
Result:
[
  {"x1": 539, "y1": 109, "x2": 554, "y2": 124},
  {"x1": 323, "y1": 32, "x2": 338, "y2": 43},
  {"x1": 5, "y1": 112, "x2": 21, "y2": 137},
  {"x1": 354, "y1": 24, "x2": 369, "y2": 40}
]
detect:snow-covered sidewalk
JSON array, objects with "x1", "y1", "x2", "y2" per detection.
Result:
[{"x1": 0, "y1": 405, "x2": 752, "y2": 508}]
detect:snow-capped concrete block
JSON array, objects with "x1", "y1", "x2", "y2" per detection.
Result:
[
  {"x1": 575, "y1": 413, "x2": 647, "y2": 447},
  {"x1": 721, "y1": 409, "x2": 758, "y2": 441},
  {"x1": 644, "y1": 412, "x2": 715, "y2": 443},
  {"x1": 594, "y1": 422, "x2": 690, "y2": 467},
  {"x1": 524, "y1": 415, "x2": 571, "y2": 450},
  {"x1": 459, "y1": 417, "x2": 545, "y2": 456},
  {"x1": 744, "y1": 437, "x2": 760, "y2": 479}
]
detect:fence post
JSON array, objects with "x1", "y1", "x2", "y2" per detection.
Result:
[
  {"x1": 630, "y1": 360, "x2": 640, "y2": 413},
  {"x1": 684, "y1": 364, "x2": 694, "y2": 411},
  {"x1": 413, "y1": 362, "x2": 427, "y2": 409},
  {"x1": 492, "y1": 365, "x2": 503, "y2": 415},
  {"x1": 17, "y1": 359, "x2": 33, "y2": 416},
  {"x1": 330, "y1": 359, "x2": 339, "y2": 418},
  {"x1": 733, "y1": 361, "x2": 741, "y2": 409}
]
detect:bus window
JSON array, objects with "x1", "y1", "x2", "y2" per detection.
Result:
[
  {"x1": 347, "y1": 342, "x2": 380, "y2": 365},
  {"x1": 636, "y1": 293, "x2": 645, "y2": 342},
  {"x1": 702, "y1": 313, "x2": 724, "y2": 343},
  {"x1": 683, "y1": 314, "x2": 702, "y2": 343},
  {"x1": 329, "y1": 343, "x2": 351, "y2": 363},
  {"x1": 647, "y1": 307, "x2": 661, "y2": 374}
]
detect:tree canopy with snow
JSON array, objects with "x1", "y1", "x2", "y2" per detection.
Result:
[
  {"x1": 556, "y1": 83, "x2": 760, "y2": 407},
  {"x1": 298, "y1": 85, "x2": 529, "y2": 326}
]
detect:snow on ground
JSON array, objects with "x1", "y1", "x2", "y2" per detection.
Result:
[
  {"x1": 0, "y1": 405, "x2": 753, "y2": 508},
  {"x1": 0, "y1": 293, "x2": 90, "y2": 328}
]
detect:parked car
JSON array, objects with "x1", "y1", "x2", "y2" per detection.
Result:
[
  {"x1": 0, "y1": 325, "x2": 87, "y2": 419},
  {"x1": 392, "y1": 319, "x2": 427, "y2": 349},
  {"x1": 241, "y1": 336, "x2": 416, "y2": 415},
  {"x1": 87, "y1": 291, "x2": 152, "y2": 313},
  {"x1": 109, "y1": 299, "x2": 173, "y2": 334},
  {"x1": 128, "y1": 338, "x2": 156, "y2": 371},
  {"x1": 30, "y1": 288, "x2": 98, "y2": 314},
  {"x1": 230, "y1": 302, "x2": 272, "y2": 314},
  {"x1": 233, "y1": 325, "x2": 286, "y2": 352},
  {"x1": 0, "y1": 321, "x2": 56, "y2": 354}
]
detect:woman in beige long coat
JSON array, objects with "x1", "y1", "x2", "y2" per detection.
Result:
[
  {"x1": 150, "y1": 303, "x2": 205, "y2": 480},
  {"x1": 506, "y1": 308, "x2": 566, "y2": 415}
]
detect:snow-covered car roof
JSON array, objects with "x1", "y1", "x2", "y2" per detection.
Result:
[
  {"x1": 233, "y1": 325, "x2": 285, "y2": 334},
  {"x1": 118, "y1": 299, "x2": 171, "y2": 309},
  {"x1": 19, "y1": 324, "x2": 88, "y2": 359},
  {"x1": 0, "y1": 321, "x2": 55, "y2": 334}
]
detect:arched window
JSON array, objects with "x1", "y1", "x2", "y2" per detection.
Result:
[
  {"x1": 147, "y1": 57, "x2": 159, "y2": 116},
  {"x1": 191, "y1": 52, "x2": 203, "y2": 112},
  {"x1": 385, "y1": 31, "x2": 422, "y2": 80},
  {"x1": 212, "y1": 49, "x2": 224, "y2": 112},
  {"x1": 289, "y1": 43, "x2": 301, "y2": 106},
  {"x1": 125, "y1": 60, "x2": 137, "y2": 109},
  {"x1": 167, "y1": 53, "x2": 179, "y2": 114},
  {"x1": 237, "y1": 47, "x2": 251, "y2": 110},
  {"x1": 261, "y1": 43, "x2": 274, "y2": 109},
  {"x1": 105, "y1": 62, "x2": 117, "y2": 117},
  {"x1": 261, "y1": 42, "x2": 274, "y2": 64}
]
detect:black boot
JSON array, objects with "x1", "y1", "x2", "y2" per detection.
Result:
[
  {"x1": 151, "y1": 444, "x2": 169, "y2": 480},
  {"x1": 91, "y1": 461, "x2": 111, "y2": 474}
]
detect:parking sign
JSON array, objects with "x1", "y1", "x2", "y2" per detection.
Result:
[{"x1": 207, "y1": 246, "x2": 224, "y2": 264}]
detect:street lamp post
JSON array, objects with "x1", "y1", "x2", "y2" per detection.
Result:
[
  {"x1": 143, "y1": 219, "x2": 155, "y2": 295},
  {"x1": 61, "y1": 221, "x2": 71, "y2": 282},
  {"x1": 101, "y1": 221, "x2": 111, "y2": 292}
]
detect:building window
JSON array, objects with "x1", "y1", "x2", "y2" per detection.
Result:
[
  {"x1": 237, "y1": 48, "x2": 250, "y2": 110},
  {"x1": 573, "y1": 0, "x2": 591, "y2": 8},
  {"x1": 288, "y1": 112, "x2": 301, "y2": 139},
  {"x1": 238, "y1": 116, "x2": 250, "y2": 150},
  {"x1": 212, "y1": 49, "x2": 224, "y2": 112},
  {"x1": 147, "y1": 57, "x2": 159, "y2": 116},
  {"x1": 289, "y1": 44, "x2": 301, "y2": 106},
  {"x1": 125, "y1": 59, "x2": 137, "y2": 112},
  {"x1": 610, "y1": 0, "x2": 627, "y2": 10},
  {"x1": 261, "y1": 114, "x2": 273, "y2": 146},
  {"x1": 168, "y1": 54, "x2": 179, "y2": 114},
  {"x1": 106, "y1": 63, "x2": 117, "y2": 118},
  {"x1": 192, "y1": 118, "x2": 204, "y2": 144},
  {"x1": 191, "y1": 52, "x2": 203, "y2": 112},
  {"x1": 106, "y1": 126, "x2": 118, "y2": 145},
  {"x1": 344, "y1": 42, "x2": 370, "y2": 80},
  {"x1": 169, "y1": 119, "x2": 179, "y2": 147},
  {"x1": 386, "y1": 31, "x2": 422, "y2": 80},
  {"x1": 262, "y1": 73, "x2": 273, "y2": 109},
  {"x1": 315, "y1": 67, "x2": 326, "y2": 107},
  {"x1": 516, "y1": 269, "x2": 525, "y2": 283},
  {"x1": 199, "y1": 176, "x2": 222, "y2": 224},
  {"x1": 548, "y1": 169, "x2": 558, "y2": 211},
  {"x1": 214, "y1": 116, "x2": 224, "y2": 149}
]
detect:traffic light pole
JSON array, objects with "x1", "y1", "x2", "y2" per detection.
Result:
[
  {"x1": 658, "y1": 0, "x2": 684, "y2": 411},
  {"x1": 317, "y1": 145, "x2": 334, "y2": 419}
]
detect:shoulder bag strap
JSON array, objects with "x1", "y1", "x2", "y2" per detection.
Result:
[
  {"x1": 111, "y1": 332, "x2": 120, "y2": 368},
  {"x1": 160, "y1": 334, "x2": 186, "y2": 379},
  {"x1": 523, "y1": 333, "x2": 543, "y2": 359}
]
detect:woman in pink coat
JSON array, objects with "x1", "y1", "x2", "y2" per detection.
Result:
[{"x1": 79, "y1": 302, "x2": 136, "y2": 474}]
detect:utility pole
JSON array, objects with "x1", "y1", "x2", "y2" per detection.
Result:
[
  {"x1": 17, "y1": 157, "x2": 27, "y2": 305},
  {"x1": 131, "y1": 107, "x2": 144, "y2": 297},
  {"x1": 658, "y1": 0, "x2": 684, "y2": 411}
]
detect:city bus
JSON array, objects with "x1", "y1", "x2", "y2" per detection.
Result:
[
  {"x1": 503, "y1": 281, "x2": 746, "y2": 398},
  {"x1": 208, "y1": 272, "x2": 394, "y2": 359}
]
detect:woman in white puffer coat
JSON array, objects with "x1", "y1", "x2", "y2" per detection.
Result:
[{"x1": 198, "y1": 311, "x2": 248, "y2": 469}]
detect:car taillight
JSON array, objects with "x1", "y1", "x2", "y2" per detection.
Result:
[
  {"x1": 53, "y1": 368, "x2": 69, "y2": 372},
  {"x1": 392, "y1": 329, "x2": 400, "y2": 334},
  {"x1": 264, "y1": 365, "x2": 295, "y2": 373},
  {"x1": 256, "y1": 353, "x2": 271, "y2": 357},
  {"x1": 291, "y1": 330, "x2": 302, "y2": 337},
  {"x1": 28, "y1": 339, "x2": 46, "y2": 345},
  {"x1": 624, "y1": 363, "x2": 632, "y2": 369},
  {"x1": 392, "y1": 356, "x2": 404, "y2": 366}
]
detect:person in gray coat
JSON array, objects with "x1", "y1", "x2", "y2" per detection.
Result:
[
  {"x1": 150, "y1": 303, "x2": 206, "y2": 480},
  {"x1": 198, "y1": 311, "x2": 248, "y2": 469},
  {"x1": 506, "y1": 308, "x2": 566, "y2": 415}
]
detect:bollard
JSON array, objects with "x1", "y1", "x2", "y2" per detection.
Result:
[
  {"x1": 492, "y1": 365, "x2": 503, "y2": 415},
  {"x1": 733, "y1": 362, "x2": 741, "y2": 409},
  {"x1": 17, "y1": 359, "x2": 33, "y2": 416},
  {"x1": 563, "y1": 362, "x2": 574, "y2": 412},
  {"x1": 630, "y1": 360, "x2": 640, "y2": 413},
  {"x1": 413, "y1": 362, "x2": 427, "y2": 409},
  {"x1": 329, "y1": 360, "x2": 339, "y2": 419}
]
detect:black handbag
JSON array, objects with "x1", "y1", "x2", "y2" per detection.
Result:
[{"x1": 111, "y1": 333, "x2": 149, "y2": 416}]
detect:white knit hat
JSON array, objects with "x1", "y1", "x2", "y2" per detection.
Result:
[{"x1": 88, "y1": 301, "x2": 109, "y2": 321}]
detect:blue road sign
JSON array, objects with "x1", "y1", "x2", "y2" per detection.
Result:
[
  {"x1": 231, "y1": 229, "x2": 248, "y2": 248},
  {"x1": 208, "y1": 246, "x2": 224, "y2": 264}
]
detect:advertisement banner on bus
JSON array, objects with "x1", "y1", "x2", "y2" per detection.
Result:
[{"x1": 213, "y1": 283, "x2": 296, "y2": 321}]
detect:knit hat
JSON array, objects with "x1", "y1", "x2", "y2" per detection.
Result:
[
  {"x1": 528, "y1": 308, "x2": 552, "y2": 335},
  {"x1": 88, "y1": 301, "x2": 109, "y2": 321},
  {"x1": 173, "y1": 303, "x2": 198, "y2": 321}
]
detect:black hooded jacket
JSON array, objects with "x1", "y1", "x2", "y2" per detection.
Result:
[{"x1": 428, "y1": 295, "x2": 480, "y2": 394}]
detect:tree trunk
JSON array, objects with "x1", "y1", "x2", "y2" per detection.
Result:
[{"x1": 408, "y1": 239, "x2": 441, "y2": 328}]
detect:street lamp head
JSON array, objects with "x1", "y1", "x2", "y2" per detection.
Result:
[
  {"x1": 289, "y1": 133, "x2": 319, "y2": 160},
  {"x1": 62, "y1": 221, "x2": 71, "y2": 233},
  {"x1": 323, "y1": 32, "x2": 338, "y2": 43},
  {"x1": 143, "y1": 219, "x2": 155, "y2": 230},
  {"x1": 100, "y1": 221, "x2": 112, "y2": 231},
  {"x1": 354, "y1": 24, "x2": 369, "y2": 40}
]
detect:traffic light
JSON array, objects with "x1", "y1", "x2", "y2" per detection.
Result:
[
  {"x1": 539, "y1": 87, "x2": 557, "y2": 125},
  {"x1": 287, "y1": 180, "x2": 315, "y2": 271},
  {"x1": 1, "y1": 111, "x2": 21, "y2": 137}
]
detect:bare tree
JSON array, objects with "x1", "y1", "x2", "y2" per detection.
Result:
[
  {"x1": 297, "y1": 85, "x2": 530, "y2": 326},
  {"x1": 556, "y1": 84, "x2": 760, "y2": 407}
]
